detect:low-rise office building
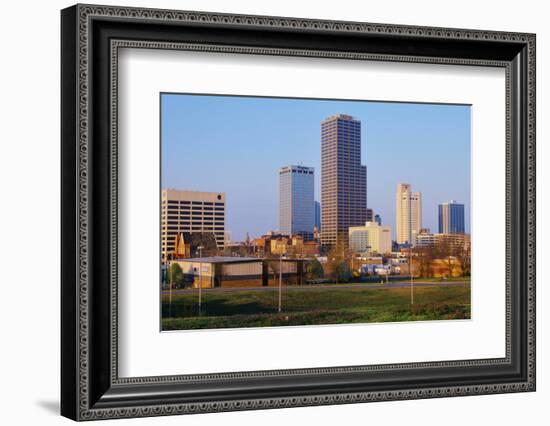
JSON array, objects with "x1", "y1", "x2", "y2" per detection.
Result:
[
  {"x1": 348, "y1": 221, "x2": 392, "y2": 255},
  {"x1": 161, "y1": 189, "x2": 226, "y2": 263},
  {"x1": 415, "y1": 228, "x2": 435, "y2": 248},
  {"x1": 434, "y1": 233, "x2": 470, "y2": 251},
  {"x1": 413, "y1": 231, "x2": 470, "y2": 252}
]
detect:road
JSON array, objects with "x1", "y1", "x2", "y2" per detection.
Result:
[{"x1": 162, "y1": 280, "x2": 470, "y2": 295}]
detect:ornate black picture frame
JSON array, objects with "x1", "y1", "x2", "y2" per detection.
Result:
[{"x1": 61, "y1": 4, "x2": 536, "y2": 421}]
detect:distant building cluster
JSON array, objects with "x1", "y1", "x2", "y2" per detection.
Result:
[
  {"x1": 394, "y1": 184, "x2": 466, "y2": 250},
  {"x1": 277, "y1": 114, "x2": 373, "y2": 249},
  {"x1": 252, "y1": 232, "x2": 320, "y2": 257}
]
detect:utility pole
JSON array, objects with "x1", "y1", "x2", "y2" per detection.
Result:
[
  {"x1": 410, "y1": 244, "x2": 414, "y2": 305},
  {"x1": 197, "y1": 245, "x2": 204, "y2": 315},
  {"x1": 168, "y1": 262, "x2": 172, "y2": 317},
  {"x1": 278, "y1": 255, "x2": 282, "y2": 313}
]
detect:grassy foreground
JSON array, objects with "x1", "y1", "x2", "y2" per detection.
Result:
[{"x1": 161, "y1": 284, "x2": 470, "y2": 330}]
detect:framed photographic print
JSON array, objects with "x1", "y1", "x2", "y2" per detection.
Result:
[{"x1": 61, "y1": 4, "x2": 536, "y2": 421}]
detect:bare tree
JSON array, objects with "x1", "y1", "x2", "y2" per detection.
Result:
[
  {"x1": 457, "y1": 243, "x2": 471, "y2": 277},
  {"x1": 416, "y1": 246, "x2": 435, "y2": 278},
  {"x1": 325, "y1": 234, "x2": 353, "y2": 283},
  {"x1": 436, "y1": 239, "x2": 459, "y2": 278}
]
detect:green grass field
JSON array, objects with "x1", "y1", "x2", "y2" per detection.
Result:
[{"x1": 161, "y1": 284, "x2": 470, "y2": 330}]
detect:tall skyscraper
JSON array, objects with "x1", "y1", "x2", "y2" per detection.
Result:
[
  {"x1": 161, "y1": 189, "x2": 225, "y2": 263},
  {"x1": 438, "y1": 200, "x2": 465, "y2": 234},
  {"x1": 320, "y1": 114, "x2": 368, "y2": 247},
  {"x1": 395, "y1": 183, "x2": 422, "y2": 246},
  {"x1": 279, "y1": 165, "x2": 315, "y2": 239}
]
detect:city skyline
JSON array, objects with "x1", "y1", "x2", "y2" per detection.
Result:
[{"x1": 161, "y1": 93, "x2": 471, "y2": 241}]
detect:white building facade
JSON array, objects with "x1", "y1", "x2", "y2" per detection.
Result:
[
  {"x1": 395, "y1": 183, "x2": 422, "y2": 246},
  {"x1": 348, "y1": 221, "x2": 392, "y2": 254},
  {"x1": 161, "y1": 189, "x2": 226, "y2": 263}
]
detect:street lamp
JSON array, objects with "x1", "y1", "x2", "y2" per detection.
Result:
[
  {"x1": 197, "y1": 245, "x2": 204, "y2": 315},
  {"x1": 364, "y1": 245, "x2": 372, "y2": 282},
  {"x1": 168, "y1": 261, "x2": 172, "y2": 317},
  {"x1": 409, "y1": 244, "x2": 414, "y2": 305},
  {"x1": 278, "y1": 254, "x2": 283, "y2": 313}
]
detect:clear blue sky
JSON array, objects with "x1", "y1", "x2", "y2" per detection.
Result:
[{"x1": 161, "y1": 93, "x2": 471, "y2": 241}]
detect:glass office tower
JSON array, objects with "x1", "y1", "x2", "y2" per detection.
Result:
[
  {"x1": 279, "y1": 165, "x2": 315, "y2": 240},
  {"x1": 438, "y1": 200, "x2": 465, "y2": 234}
]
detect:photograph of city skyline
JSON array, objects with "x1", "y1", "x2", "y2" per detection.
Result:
[{"x1": 160, "y1": 93, "x2": 471, "y2": 331}]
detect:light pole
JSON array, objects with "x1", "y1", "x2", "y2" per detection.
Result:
[
  {"x1": 365, "y1": 245, "x2": 371, "y2": 282},
  {"x1": 197, "y1": 245, "x2": 204, "y2": 315},
  {"x1": 409, "y1": 244, "x2": 414, "y2": 305},
  {"x1": 168, "y1": 261, "x2": 172, "y2": 317},
  {"x1": 278, "y1": 254, "x2": 283, "y2": 313}
]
